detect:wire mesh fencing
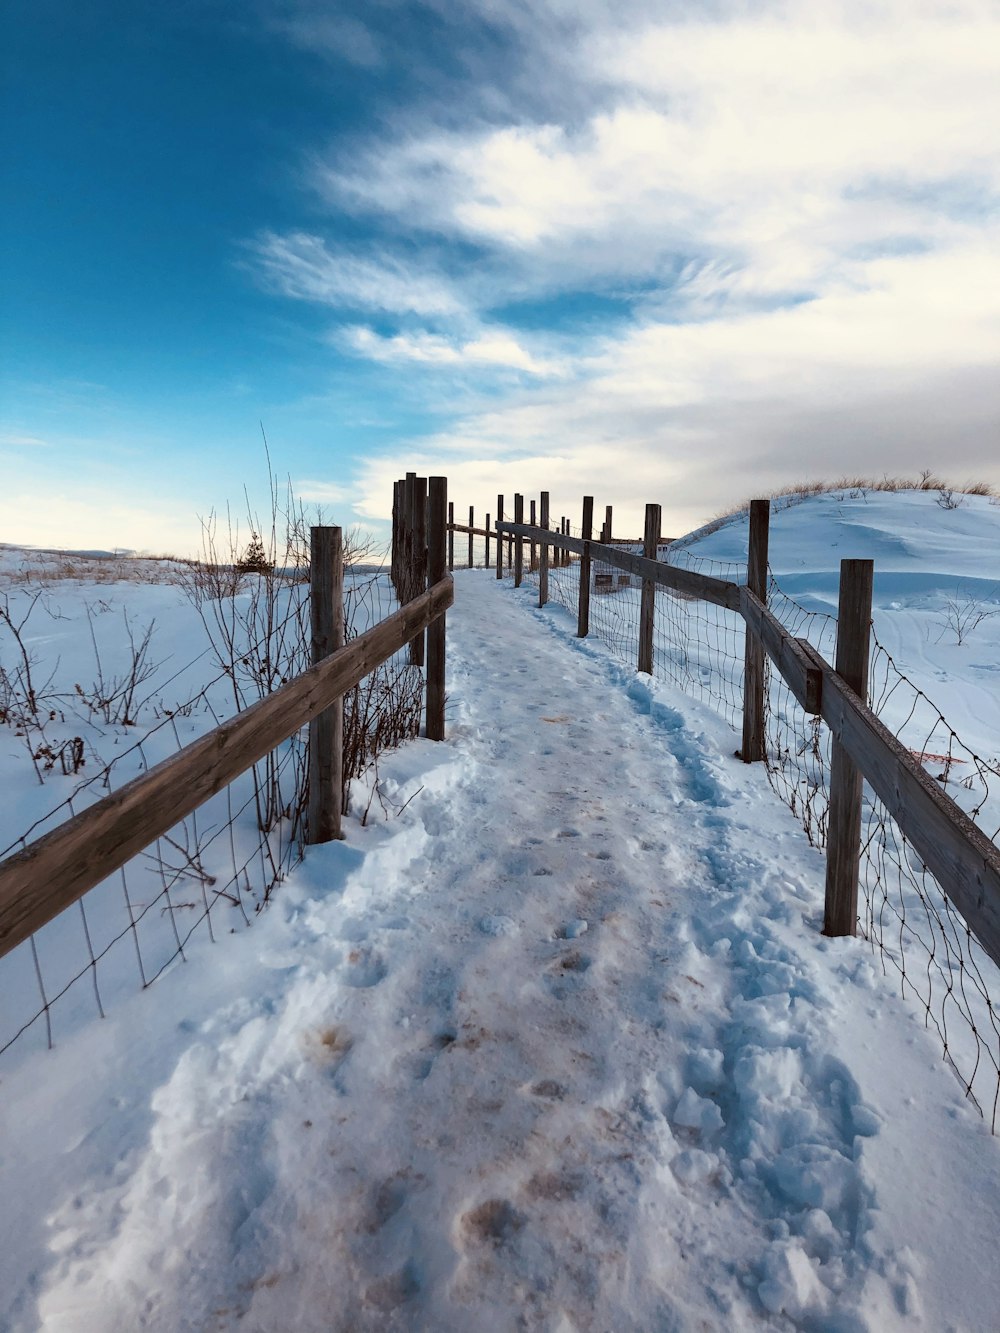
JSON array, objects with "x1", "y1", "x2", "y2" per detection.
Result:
[
  {"x1": 497, "y1": 516, "x2": 1000, "y2": 1128},
  {"x1": 0, "y1": 565, "x2": 422, "y2": 1072}
]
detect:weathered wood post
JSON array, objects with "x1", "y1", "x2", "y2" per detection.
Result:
[
  {"x1": 530, "y1": 499, "x2": 537, "y2": 572},
  {"x1": 484, "y1": 513, "x2": 491, "y2": 570},
  {"x1": 824, "y1": 559, "x2": 874, "y2": 937},
  {"x1": 394, "y1": 479, "x2": 405, "y2": 599},
  {"x1": 578, "y1": 496, "x2": 594, "y2": 637},
  {"x1": 539, "y1": 491, "x2": 550, "y2": 608},
  {"x1": 561, "y1": 518, "x2": 568, "y2": 566},
  {"x1": 409, "y1": 476, "x2": 427, "y2": 667},
  {"x1": 638, "y1": 503, "x2": 661, "y2": 675},
  {"x1": 402, "y1": 472, "x2": 416, "y2": 604},
  {"x1": 604, "y1": 505, "x2": 613, "y2": 546},
  {"x1": 307, "y1": 526, "x2": 344, "y2": 843},
  {"x1": 514, "y1": 493, "x2": 524, "y2": 587},
  {"x1": 496, "y1": 494, "x2": 504, "y2": 580},
  {"x1": 468, "y1": 505, "x2": 475, "y2": 569},
  {"x1": 426, "y1": 477, "x2": 448, "y2": 742},
  {"x1": 448, "y1": 501, "x2": 455, "y2": 572},
  {"x1": 740, "y1": 499, "x2": 770, "y2": 762}
]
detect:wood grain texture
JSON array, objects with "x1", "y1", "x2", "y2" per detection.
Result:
[
  {"x1": 638, "y1": 503, "x2": 660, "y2": 675},
  {"x1": 578, "y1": 497, "x2": 594, "y2": 638},
  {"x1": 426, "y1": 479, "x2": 448, "y2": 741},
  {"x1": 0, "y1": 576, "x2": 455, "y2": 961},
  {"x1": 740, "y1": 586, "x2": 821, "y2": 714},
  {"x1": 307, "y1": 526, "x2": 345, "y2": 844},
  {"x1": 538, "y1": 491, "x2": 550, "y2": 609},
  {"x1": 823, "y1": 559, "x2": 873, "y2": 936},
  {"x1": 740, "y1": 499, "x2": 769, "y2": 763}
]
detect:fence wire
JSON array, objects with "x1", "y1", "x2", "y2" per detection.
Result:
[
  {"x1": 499, "y1": 522, "x2": 1000, "y2": 1129},
  {"x1": 0, "y1": 566, "x2": 422, "y2": 1071}
]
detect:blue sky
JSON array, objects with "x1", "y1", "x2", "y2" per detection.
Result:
[{"x1": 2, "y1": 1, "x2": 999, "y2": 553}]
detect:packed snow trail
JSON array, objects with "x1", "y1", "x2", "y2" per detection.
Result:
[{"x1": 7, "y1": 573, "x2": 1000, "y2": 1331}]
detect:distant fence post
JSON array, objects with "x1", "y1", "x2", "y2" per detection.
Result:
[
  {"x1": 561, "y1": 518, "x2": 568, "y2": 566},
  {"x1": 514, "y1": 493, "x2": 524, "y2": 587},
  {"x1": 484, "y1": 513, "x2": 490, "y2": 570},
  {"x1": 604, "y1": 505, "x2": 613, "y2": 545},
  {"x1": 426, "y1": 477, "x2": 448, "y2": 741},
  {"x1": 468, "y1": 505, "x2": 475, "y2": 570},
  {"x1": 740, "y1": 499, "x2": 770, "y2": 762},
  {"x1": 578, "y1": 495, "x2": 594, "y2": 637},
  {"x1": 307, "y1": 526, "x2": 344, "y2": 843},
  {"x1": 409, "y1": 476, "x2": 427, "y2": 667},
  {"x1": 638, "y1": 502, "x2": 661, "y2": 674},
  {"x1": 824, "y1": 559, "x2": 874, "y2": 937},
  {"x1": 530, "y1": 499, "x2": 537, "y2": 572},
  {"x1": 539, "y1": 490, "x2": 550, "y2": 608},
  {"x1": 496, "y1": 494, "x2": 504, "y2": 580},
  {"x1": 447, "y1": 501, "x2": 454, "y2": 572}
]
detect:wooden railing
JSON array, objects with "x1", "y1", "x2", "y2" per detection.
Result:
[
  {"x1": 495, "y1": 497, "x2": 1000, "y2": 970},
  {"x1": 0, "y1": 495, "x2": 454, "y2": 962}
]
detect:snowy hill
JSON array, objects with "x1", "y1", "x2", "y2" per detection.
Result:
[{"x1": 1, "y1": 495, "x2": 999, "y2": 1332}]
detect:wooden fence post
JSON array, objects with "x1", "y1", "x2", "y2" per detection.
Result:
[
  {"x1": 307, "y1": 526, "x2": 344, "y2": 843},
  {"x1": 391, "y1": 480, "x2": 401, "y2": 598},
  {"x1": 578, "y1": 496, "x2": 594, "y2": 637},
  {"x1": 496, "y1": 495, "x2": 504, "y2": 579},
  {"x1": 426, "y1": 477, "x2": 448, "y2": 742},
  {"x1": 824, "y1": 559, "x2": 874, "y2": 937},
  {"x1": 514, "y1": 493, "x2": 524, "y2": 587},
  {"x1": 402, "y1": 473, "x2": 416, "y2": 601},
  {"x1": 448, "y1": 501, "x2": 454, "y2": 572},
  {"x1": 539, "y1": 491, "x2": 550, "y2": 608},
  {"x1": 605, "y1": 505, "x2": 613, "y2": 545},
  {"x1": 485, "y1": 513, "x2": 490, "y2": 570},
  {"x1": 638, "y1": 502, "x2": 660, "y2": 675},
  {"x1": 409, "y1": 476, "x2": 427, "y2": 667},
  {"x1": 561, "y1": 518, "x2": 568, "y2": 566},
  {"x1": 740, "y1": 499, "x2": 770, "y2": 762},
  {"x1": 530, "y1": 499, "x2": 537, "y2": 572},
  {"x1": 468, "y1": 505, "x2": 475, "y2": 569}
]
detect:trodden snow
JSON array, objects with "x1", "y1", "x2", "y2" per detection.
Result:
[{"x1": 2, "y1": 544, "x2": 1000, "y2": 1329}]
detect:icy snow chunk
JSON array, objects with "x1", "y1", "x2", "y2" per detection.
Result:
[
  {"x1": 670, "y1": 1148, "x2": 718, "y2": 1185},
  {"x1": 758, "y1": 1240, "x2": 825, "y2": 1317},
  {"x1": 772, "y1": 1143, "x2": 856, "y2": 1213},
  {"x1": 479, "y1": 915, "x2": 518, "y2": 937},
  {"x1": 686, "y1": 1047, "x2": 724, "y2": 1094},
  {"x1": 560, "y1": 918, "x2": 589, "y2": 940},
  {"x1": 850, "y1": 1102, "x2": 881, "y2": 1137},
  {"x1": 734, "y1": 1046, "x2": 802, "y2": 1103},
  {"x1": 672, "y1": 1087, "x2": 724, "y2": 1136}
]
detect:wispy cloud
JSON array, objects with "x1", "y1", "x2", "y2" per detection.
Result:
[
  {"x1": 247, "y1": 231, "x2": 465, "y2": 317},
  {"x1": 342, "y1": 326, "x2": 567, "y2": 377},
  {"x1": 265, "y1": 0, "x2": 1000, "y2": 535},
  {"x1": 0, "y1": 432, "x2": 51, "y2": 449}
]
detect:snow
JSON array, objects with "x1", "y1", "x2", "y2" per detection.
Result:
[{"x1": 2, "y1": 495, "x2": 1000, "y2": 1331}]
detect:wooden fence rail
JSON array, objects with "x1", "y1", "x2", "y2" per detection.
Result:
[
  {"x1": 494, "y1": 506, "x2": 1000, "y2": 971},
  {"x1": 0, "y1": 502, "x2": 454, "y2": 962}
]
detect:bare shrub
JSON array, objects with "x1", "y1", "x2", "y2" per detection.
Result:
[{"x1": 935, "y1": 587, "x2": 1000, "y2": 645}]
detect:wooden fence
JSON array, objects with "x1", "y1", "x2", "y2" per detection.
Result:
[
  {"x1": 0, "y1": 481, "x2": 454, "y2": 963},
  {"x1": 493, "y1": 492, "x2": 1000, "y2": 971}
]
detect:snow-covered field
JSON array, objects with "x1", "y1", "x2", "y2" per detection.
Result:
[{"x1": 1, "y1": 495, "x2": 999, "y2": 1331}]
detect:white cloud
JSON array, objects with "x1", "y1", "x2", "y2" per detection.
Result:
[
  {"x1": 343, "y1": 326, "x2": 566, "y2": 377},
  {"x1": 271, "y1": 0, "x2": 1000, "y2": 532},
  {"x1": 293, "y1": 479, "x2": 350, "y2": 505},
  {"x1": 0, "y1": 432, "x2": 50, "y2": 449},
  {"x1": 247, "y1": 232, "x2": 465, "y2": 317}
]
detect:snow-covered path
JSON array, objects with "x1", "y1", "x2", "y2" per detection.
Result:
[{"x1": 6, "y1": 572, "x2": 1000, "y2": 1331}]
